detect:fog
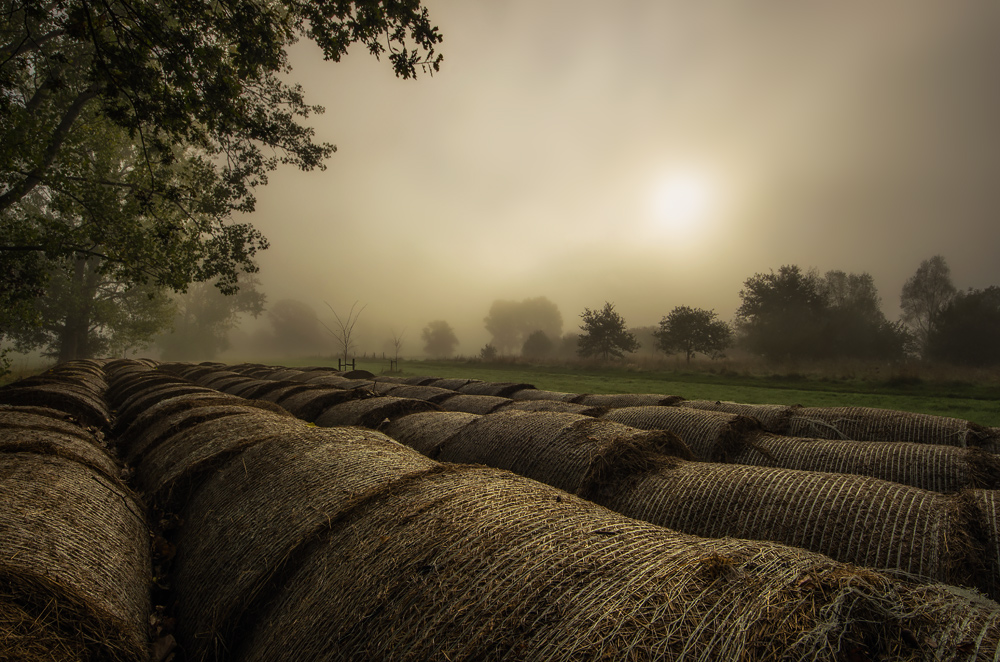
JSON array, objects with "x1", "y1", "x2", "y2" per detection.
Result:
[{"x1": 230, "y1": 1, "x2": 1000, "y2": 358}]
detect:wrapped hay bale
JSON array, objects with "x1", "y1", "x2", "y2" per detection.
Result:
[
  {"x1": 230, "y1": 465, "x2": 1000, "y2": 661},
  {"x1": 434, "y1": 410, "x2": 691, "y2": 495},
  {"x1": 428, "y1": 377, "x2": 481, "y2": 391},
  {"x1": 0, "y1": 405, "x2": 100, "y2": 441},
  {"x1": 786, "y1": 406, "x2": 985, "y2": 447},
  {"x1": 0, "y1": 382, "x2": 110, "y2": 430},
  {"x1": 733, "y1": 432, "x2": 1000, "y2": 493},
  {"x1": 257, "y1": 368, "x2": 304, "y2": 381},
  {"x1": 171, "y1": 427, "x2": 437, "y2": 661},
  {"x1": 223, "y1": 378, "x2": 290, "y2": 397},
  {"x1": 400, "y1": 375, "x2": 441, "y2": 385},
  {"x1": 964, "y1": 490, "x2": 1000, "y2": 601},
  {"x1": 301, "y1": 374, "x2": 373, "y2": 389},
  {"x1": 314, "y1": 396, "x2": 438, "y2": 428},
  {"x1": 436, "y1": 393, "x2": 512, "y2": 415},
  {"x1": 198, "y1": 371, "x2": 246, "y2": 389},
  {"x1": 456, "y1": 381, "x2": 536, "y2": 397},
  {"x1": 602, "y1": 406, "x2": 760, "y2": 461},
  {"x1": 274, "y1": 387, "x2": 368, "y2": 422},
  {"x1": 122, "y1": 400, "x2": 293, "y2": 465},
  {"x1": 680, "y1": 400, "x2": 798, "y2": 433},
  {"x1": 596, "y1": 459, "x2": 987, "y2": 595},
  {"x1": 497, "y1": 399, "x2": 605, "y2": 416},
  {"x1": 113, "y1": 384, "x2": 221, "y2": 432},
  {"x1": 133, "y1": 410, "x2": 314, "y2": 506},
  {"x1": 200, "y1": 375, "x2": 255, "y2": 392},
  {"x1": 378, "y1": 383, "x2": 457, "y2": 402},
  {"x1": 0, "y1": 453, "x2": 150, "y2": 662},
  {"x1": 381, "y1": 411, "x2": 481, "y2": 457},
  {"x1": 576, "y1": 393, "x2": 683, "y2": 407},
  {"x1": 0, "y1": 424, "x2": 120, "y2": 481},
  {"x1": 510, "y1": 388, "x2": 581, "y2": 402},
  {"x1": 227, "y1": 379, "x2": 316, "y2": 400}
]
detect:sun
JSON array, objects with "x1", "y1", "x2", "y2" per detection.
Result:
[{"x1": 648, "y1": 170, "x2": 715, "y2": 231}]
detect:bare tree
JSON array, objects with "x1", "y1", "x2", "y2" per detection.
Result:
[
  {"x1": 390, "y1": 327, "x2": 405, "y2": 362},
  {"x1": 322, "y1": 301, "x2": 367, "y2": 364}
]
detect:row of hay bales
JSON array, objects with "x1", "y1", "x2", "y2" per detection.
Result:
[
  {"x1": 0, "y1": 360, "x2": 150, "y2": 662},
  {"x1": 159, "y1": 362, "x2": 1000, "y2": 603},
  {"x1": 104, "y1": 360, "x2": 1000, "y2": 661},
  {"x1": 165, "y1": 362, "x2": 1000, "y2": 494}
]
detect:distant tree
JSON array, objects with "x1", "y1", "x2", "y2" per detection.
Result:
[
  {"x1": 253, "y1": 299, "x2": 329, "y2": 357},
  {"x1": 156, "y1": 277, "x2": 266, "y2": 361},
  {"x1": 521, "y1": 330, "x2": 554, "y2": 360},
  {"x1": 927, "y1": 287, "x2": 1000, "y2": 366},
  {"x1": 577, "y1": 302, "x2": 640, "y2": 360},
  {"x1": 479, "y1": 343, "x2": 499, "y2": 361},
  {"x1": 423, "y1": 320, "x2": 458, "y2": 358},
  {"x1": 389, "y1": 328, "x2": 405, "y2": 362},
  {"x1": 322, "y1": 301, "x2": 367, "y2": 364},
  {"x1": 484, "y1": 296, "x2": 563, "y2": 355},
  {"x1": 4, "y1": 255, "x2": 175, "y2": 360},
  {"x1": 900, "y1": 255, "x2": 957, "y2": 354},
  {"x1": 655, "y1": 306, "x2": 732, "y2": 364},
  {"x1": 737, "y1": 265, "x2": 907, "y2": 361}
]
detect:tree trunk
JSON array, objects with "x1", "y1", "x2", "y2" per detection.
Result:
[{"x1": 57, "y1": 256, "x2": 100, "y2": 362}]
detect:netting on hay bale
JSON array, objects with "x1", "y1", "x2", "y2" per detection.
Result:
[
  {"x1": 602, "y1": 405, "x2": 761, "y2": 461},
  {"x1": 510, "y1": 388, "x2": 581, "y2": 402},
  {"x1": 400, "y1": 375, "x2": 441, "y2": 385},
  {"x1": 170, "y1": 427, "x2": 437, "y2": 661},
  {"x1": 274, "y1": 387, "x2": 370, "y2": 422},
  {"x1": 227, "y1": 465, "x2": 1000, "y2": 661},
  {"x1": 456, "y1": 381, "x2": 536, "y2": 397},
  {"x1": 199, "y1": 374, "x2": 255, "y2": 392},
  {"x1": 120, "y1": 400, "x2": 294, "y2": 465},
  {"x1": 964, "y1": 490, "x2": 1000, "y2": 601},
  {"x1": 197, "y1": 371, "x2": 246, "y2": 389},
  {"x1": 313, "y1": 396, "x2": 439, "y2": 428},
  {"x1": 436, "y1": 393, "x2": 512, "y2": 415},
  {"x1": 0, "y1": 453, "x2": 150, "y2": 662},
  {"x1": 260, "y1": 368, "x2": 305, "y2": 380},
  {"x1": 575, "y1": 393, "x2": 684, "y2": 407},
  {"x1": 680, "y1": 400, "x2": 799, "y2": 433},
  {"x1": 786, "y1": 406, "x2": 984, "y2": 447},
  {"x1": 0, "y1": 424, "x2": 120, "y2": 481},
  {"x1": 433, "y1": 410, "x2": 691, "y2": 495},
  {"x1": 380, "y1": 383, "x2": 458, "y2": 402},
  {"x1": 428, "y1": 377, "x2": 482, "y2": 391},
  {"x1": 114, "y1": 384, "x2": 222, "y2": 432},
  {"x1": 0, "y1": 405, "x2": 100, "y2": 441},
  {"x1": 223, "y1": 379, "x2": 314, "y2": 400},
  {"x1": 381, "y1": 411, "x2": 481, "y2": 457},
  {"x1": 110, "y1": 372, "x2": 198, "y2": 405},
  {"x1": 497, "y1": 399, "x2": 606, "y2": 416},
  {"x1": 733, "y1": 432, "x2": 1000, "y2": 493},
  {"x1": 222, "y1": 378, "x2": 285, "y2": 397},
  {"x1": 597, "y1": 459, "x2": 989, "y2": 596},
  {"x1": 302, "y1": 374, "x2": 374, "y2": 389},
  {"x1": 158, "y1": 362, "x2": 224, "y2": 381}
]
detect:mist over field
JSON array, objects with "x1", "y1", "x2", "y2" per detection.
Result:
[{"x1": 213, "y1": 0, "x2": 1000, "y2": 359}]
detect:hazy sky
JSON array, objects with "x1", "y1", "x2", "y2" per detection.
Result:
[{"x1": 241, "y1": 1, "x2": 1000, "y2": 356}]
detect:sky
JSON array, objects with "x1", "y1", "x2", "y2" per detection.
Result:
[{"x1": 239, "y1": 0, "x2": 1000, "y2": 357}]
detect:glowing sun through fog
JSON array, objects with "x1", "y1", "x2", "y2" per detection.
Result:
[{"x1": 647, "y1": 170, "x2": 717, "y2": 235}]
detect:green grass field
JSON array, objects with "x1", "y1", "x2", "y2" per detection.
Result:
[{"x1": 299, "y1": 357, "x2": 1000, "y2": 427}]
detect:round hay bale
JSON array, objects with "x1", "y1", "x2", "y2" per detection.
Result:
[
  {"x1": 510, "y1": 388, "x2": 581, "y2": 402},
  {"x1": 680, "y1": 400, "x2": 798, "y2": 434},
  {"x1": 599, "y1": 460, "x2": 986, "y2": 593},
  {"x1": 575, "y1": 393, "x2": 684, "y2": 407},
  {"x1": 200, "y1": 375, "x2": 254, "y2": 392},
  {"x1": 0, "y1": 383, "x2": 110, "y2": 430},
  {"x1": 255, "y1": 383, "x2": 320, "y2": 403},
  {"x1": 733, "y1": 432, "x2": 1000, "y2": 493},
  {"x1": 113, "y1": 392, "x2": 247, "y2": 453},
  {"x1": 0, "y1": 453, "x2": 149, "y2": 662},
  {"x1": 0, "y1": 427, "x2": 119, "y2": 480},
  {"x1": 275, "y1": 388, "x2": 368, "y2": 422},
  {"x1": 436, "y1": 394, "x2": 512, "y2": 415},
  {"x1": 456, "y1": 381, "x2": 536, "y2": 397},
  {"x1": 198, "y1": 371, "x2": 245, "y2": 389},
  {"x1": 113, "y1": 383, "x2": 220, "y2": 432},
  {"x1": 497, "y1": 399, "x2": 606, "y2": 416},
  {"x1": 340, "y1": 369, "x2": 375, "y2": 379},
  {"x1": 602, "y1": 406, "x2": 760, "y2": 461},
  {"x1": 378, "y1": 383, "x2": 457, "y2": 402},
  {"x1": 123, "y1": 401, "x2": 293, "y2": 465},
  {"x1": 963, "y1": 490, "x2": 1000, "y2": 600},
  {"x1": 222, "y1": 378, "x2": 286, "y2": 398},
  {"x1": 435, "y1": 411, "x2": 690, "y2": 495},
  {"x1": 786, "y1": 406, "x2": 977, "y2": 446},
  {"x1": 380, "y1": 411, "x2": 481, "y2": 457},
  {"x1": 0, "y1": 406, "x2": 98, "y2": 442},
  {"x1": 314, "y1": 396, "x2": 438, "y2": 429},
  {"x1": 427, "y1": 377, "x2": 481, "y2": 391},
  {"x1": 171, "y1": 427, "x2": 437, "y2": 660},
  {"x1": 400, "y1": 375, "x2": 441, "y2": 385},
  {"x1": 266, "y1": 368, "x2": 307, "y2": 380},
  {"x1": 135, "y1": 410, "x2": 313, "y2": 506},
  {"x1": 230, "y1": 466, "x2": 1000, "y2": 661},
  {"x1": 230, "y1": 379, "x2": 319, "y2": 400},
  {"x1": 109, "y1": 372, "x2": 192, "y2": 405}
]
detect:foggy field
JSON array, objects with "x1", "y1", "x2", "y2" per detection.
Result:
[{"x1": 272, "y1": 357, "x2": 1000, "y2": 427}]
